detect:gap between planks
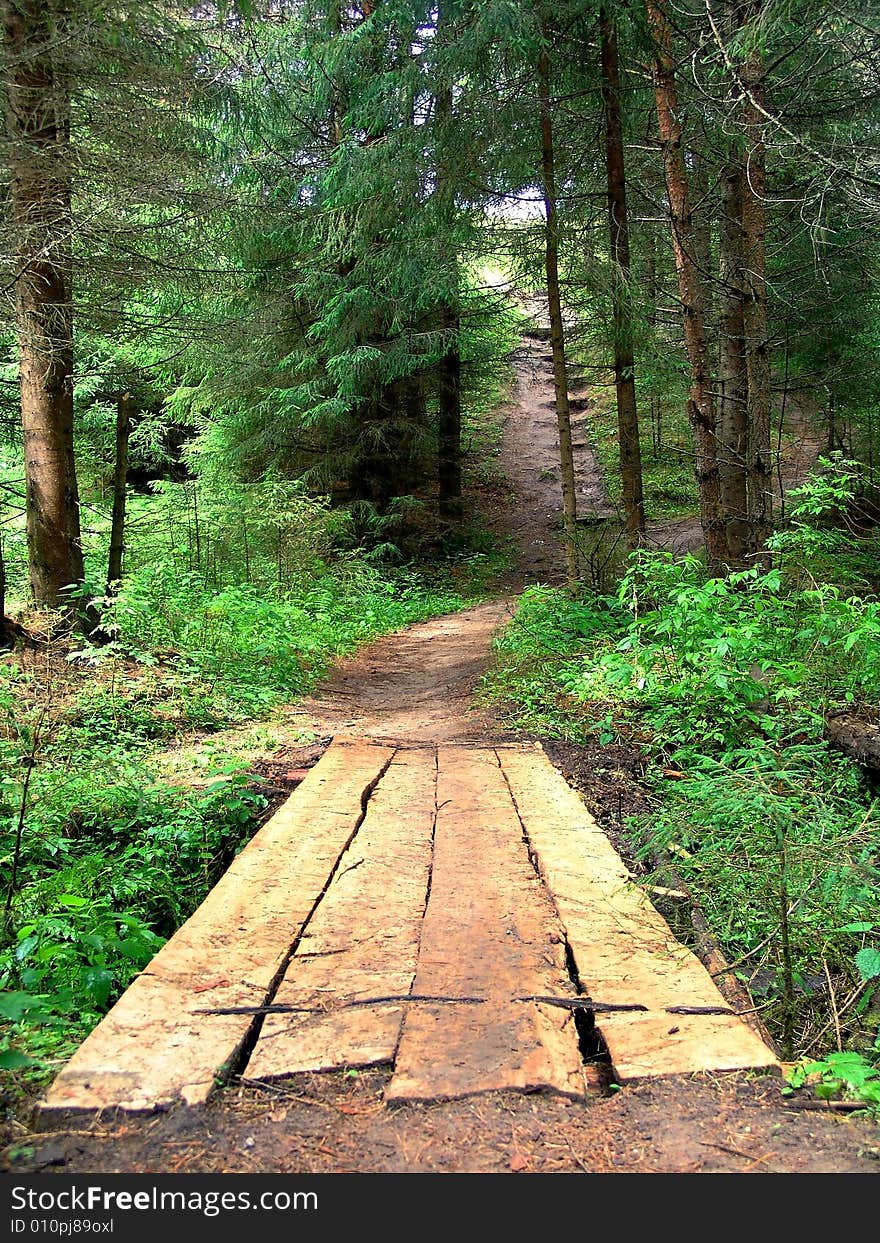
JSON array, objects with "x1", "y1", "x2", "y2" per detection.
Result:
[{"x1": 497, "y1": 745, "x2": 779, "y2": 1084}]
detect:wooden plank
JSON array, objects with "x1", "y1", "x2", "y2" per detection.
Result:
[
  {"x1": 498, "y1": 746, "x2": 778, "y2": 1080},
  {"x1": 596, "y1": 1012, "x2": 778, "y2": 1083},
  {"x1": 38, "y1": 740, "x2": 395, "y2": 1118},
  {"x1": 387, "y1": 748, "x2": 585, "y2": 1102},
  {"x1": 245, "y1": 749, "x2": 436, "y2": 1077}
]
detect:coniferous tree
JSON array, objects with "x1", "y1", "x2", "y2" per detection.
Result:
[
  {"x1": 646, "y1": 0, "x2": 727, "y2": 572},
  {"x1": 3, "y1": 0, "x2": 84, "y2": 607},
  {"x1": 600, "y1": 6, "x2": 645, "y2": 547}
]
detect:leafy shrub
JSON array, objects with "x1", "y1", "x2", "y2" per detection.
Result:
[
  {"x1": 0, "y1": 766, "x2": 268, "y2": 1074},
  {"x1": 785, "y1": 1047, "x2": 880, "y2": 1113}
]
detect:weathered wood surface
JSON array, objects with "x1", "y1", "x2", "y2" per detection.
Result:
[
  {"x1": 39, "y1": 740, "x2": 395, "y2": 1117},
  {"x1": 597, "y1": 1011, "x2": 776, "y2": 1083},
  {"x1": 386, "y1": 748, "x2": 586, "y2": 1102},
  {"x1": 498, "y1": 745, "x2": 778, "y2": 1082},
  {"x1": 40, "y1": 738, "x2": 780, "y2": 1118},
  {"x1": 246, "y1": 748, "x2": 436, "y2": 1077}
]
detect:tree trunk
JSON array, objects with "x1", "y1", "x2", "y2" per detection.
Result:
[
  {"x1": 107, "y1": 391, "x2": 132, "y2": 592},
  {"x1": 718, "y1": 151, "x2": 750, "y2": 566},
  {"x1": 739, "y1": 10, "x2": 772, "y2": 559},
  {"x1": 438, "y1": 304, "x2": 462, "y2": 520},
  {"x1": 538, "y1": 43, "x2": 579, "y2": 592},
  {"x1": 647, "y1": 0, "x2": 727, "y2": 574},
  {"x1": 600, "y1": 9, "x2": 645, "y2": 547},
  {"x1": 435, "y1": 23, "x2": 463, "y2": 523},
  {"x1": 4, "y1": 0, "x2": 85, "y2": 609}
]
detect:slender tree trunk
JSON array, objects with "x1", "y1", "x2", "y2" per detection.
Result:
[
  {"x1": 718, "y1": 151, "x2": 749, "y2": 565},
  {"x1": 4, "y1": 0, "x2": 85, "y2": 608},
  {"x1": 644, "y1": 230, "x2": 657, "y2": 331},
  {"x1": 435, "y1": 18, "x2": 462, "y2": 522},
  {"x1": 647, "y1": 0, "x2": 727, "y2": 574},
  {"x1": 438, "y1": 304, "x2": 462, "y2": 520},
  {"x1": 538, "y1": 43, "x2": 579, "y2": 591},
  {"x1": 739, "y1": 6, "x2": 772, "y2": 559},
  {"x1": 106, "y1": 391, "x2": 132, "y2": 592},
  {"x1": 600, "y1": 9, "x2": 645, "y2": 547},
  {"x1": 689, "y1": 148, "x2": 713, "y2": 305}
]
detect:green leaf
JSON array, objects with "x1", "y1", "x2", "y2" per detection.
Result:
[
  {"x1": 116, "y1": 938, "x2": 151, "y2": 962},
  {"x1": 0, "y1": 993, "x2": 45, "y2": 1022},
  {"x1": 855, "y1": 948, "x2": 880, "y2": 981},
  {"x1": 0, "y1": 1048, "x2": 35, "y2": 1070},
  {"x1": 814, "y1": 1081, "x2": 840, "y2": 1100},
  {"x1": 83, "y1": 968, "x2": 113, "y2": 1007}
]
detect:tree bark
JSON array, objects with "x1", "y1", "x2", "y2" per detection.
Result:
[
  {"x1": 718, "y1": 151, "x2": 750, "y2": 566},
  {"x1": 647, "y1": 0, "x2": 727, "y2": 574},
  {"x1": 4, "y1": 0, "x2": 85, "y2": 609},
  {"x1": 107, "y1": 391, "x2": 132, "y2": 592},
  {"x1": 438, "y1": 304, "x2": 463, "y2": 520},
  {"x1": 435, "y1": 15, "x2": 463, "y2": 523},
  {"x1": 600, "y1": 9, "x2": 645, "y2": 547},
  {"x1": 739, "y1": 8, "x2": 772, "y2": 559},
  {"x1": 824, "y1": 713, "x2": 880, "y2": 776},
  {"x1": 538, "y1": 43, "x2": 579, "y2": 591}
]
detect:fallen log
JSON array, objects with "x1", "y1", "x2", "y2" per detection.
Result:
[
  {"x1": 824, "y1": 711, "x2": 880, "y2": 774},
  {"x1": 0, "y1": 616, "x2": 42, "y2": 651},
  {"x1": 783, "y1": 1097, "x2": 873, "y2": 1114}
]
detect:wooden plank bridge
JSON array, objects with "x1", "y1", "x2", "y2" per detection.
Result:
[{"x1": 39, "y1": 740, "x2": 777, "y2": 1119}]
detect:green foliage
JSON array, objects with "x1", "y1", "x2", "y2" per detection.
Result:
[
  {"x1": 0, "y1": 752, "x2": 267, "y2": 1076},
  {"x1": 95, "y1": 557, "x2": 470, "y2": 717},
  {"x1": 601, "y1": 547, "x2": 880, "y2": 751},
  {"x1": 480, "y1": 584, "x2": 625, "y2": 739},
  {"x1": 768, "y1": 455, "x2": 880, "y2": 593},
  {"x1": 785, "y1": 1048, "x2": 880, "y2": 1113}
]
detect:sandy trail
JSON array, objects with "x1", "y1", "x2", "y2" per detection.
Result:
[
  {"x1": 498, "y1": 330, "x2": 611, "y2": 584},
  {"x1": 292, "y1": 599, "x2": 515, "y2": 742}
]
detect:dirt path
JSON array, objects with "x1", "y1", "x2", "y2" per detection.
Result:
[
  {"x1": 498, "y1": 325, "x2": 611, "y2": 585},
  {"x1": 20, "y1": 1067, "x2": 879, "y2": 1175},
  {"x1": 290, "y1": 600, "x2": 515, "y2": 742}
]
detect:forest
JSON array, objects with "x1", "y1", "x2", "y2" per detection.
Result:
[{"x1": 1, "y1": 0, "x2": 880, "y2": 1156}]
